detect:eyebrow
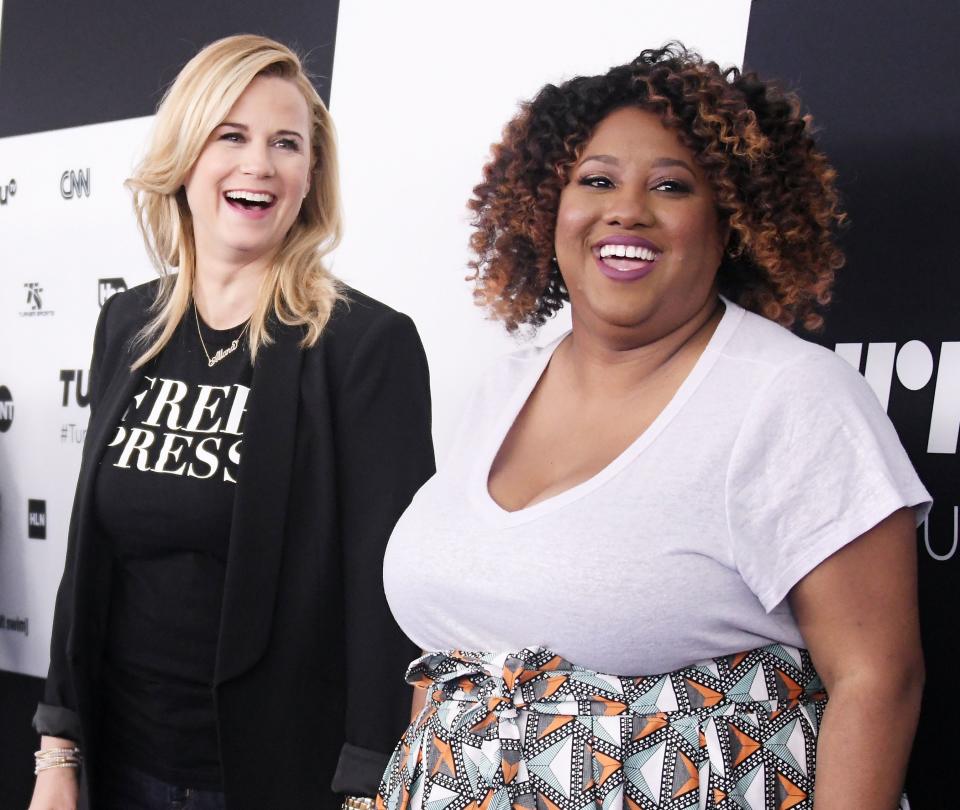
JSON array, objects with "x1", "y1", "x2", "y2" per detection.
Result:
[
  {"x1": 580, "y1": 154, "x2": 695, "y2": 173},
  {"x1": 217, "y1": 122, "x2": 305, "y2": 141}
]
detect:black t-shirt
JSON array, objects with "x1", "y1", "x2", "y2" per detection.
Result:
[{"x1": 96, "y1": 309, "x2": 252, "y2": 789}]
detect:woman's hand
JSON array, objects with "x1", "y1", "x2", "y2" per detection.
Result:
[
  {"x1": 790, "y1": 507, "x2": 924, "y2": 809},
  {"x1": 26, "y1": 736, "x2": 79, "y2": 810}
]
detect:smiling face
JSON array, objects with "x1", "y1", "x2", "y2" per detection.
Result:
[
  {"x1": 184, "y1": 74, "x2": 312, "y2": 270},
  {"x1": 554, "y1": 106, "x2": 726, "y2": 338}
]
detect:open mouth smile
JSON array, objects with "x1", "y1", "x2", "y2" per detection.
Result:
[
  {"x1": 224, "y1": 190, "x2": 278, "y2": 215},
  {"x1": 592, "y1": 237, "x2": 662, "y2": 281}
]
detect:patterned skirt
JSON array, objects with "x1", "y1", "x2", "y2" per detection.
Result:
[{"x1": 377, "y1": 646, "x2": 909, "y2": 810}]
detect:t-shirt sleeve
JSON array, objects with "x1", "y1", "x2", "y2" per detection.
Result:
[{"x1": 725, "y1": 350, "x2": 931, "y2": 612}]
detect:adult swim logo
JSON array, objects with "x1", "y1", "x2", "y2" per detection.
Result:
[
  {"x1": 99, "y1": 277, "x2": 127, "y2": 307},
  {"x1": 28, "y1": 499, "x2": 47, "y2": 540},
  {"x1": 0, "y1": 178, "x2": 15, "y2": 205},
  {"x1": 20, "y1": 282, "x2": 54, "y2": 317},
  {"x1": 0, "y1": 386, "x2": 12, "y2": 432},
  {"x1": 61, "y1": 168, "x2": 91, "y2": 199}
]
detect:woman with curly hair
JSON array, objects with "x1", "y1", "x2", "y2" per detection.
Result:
[{"x1": 379, "y1": 46, "x2": 929, "y2": 809}]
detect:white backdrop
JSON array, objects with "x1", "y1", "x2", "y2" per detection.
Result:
[
  {"x1": 0, "y1": 0, "x2": 751, "y2": 677},
  {"x1": 329, "y1": 0, "x2": 752, "y2": 453}
]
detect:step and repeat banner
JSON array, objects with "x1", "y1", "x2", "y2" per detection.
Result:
[{"x1": 0, "y1": 0, "x2": 953, "y2": 804}]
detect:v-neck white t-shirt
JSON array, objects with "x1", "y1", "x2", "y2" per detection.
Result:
[{"x1": 383, "y1": 300, "x2": 931, "y2": 675}]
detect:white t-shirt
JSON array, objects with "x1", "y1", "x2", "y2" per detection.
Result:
[{"x1": 384, "y1": 300, "x2": 931, "y2": 675}]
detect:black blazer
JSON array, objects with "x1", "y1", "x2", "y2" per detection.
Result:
[{"x1": 34, "y1": 280, "x2": 434, "y2": 810}]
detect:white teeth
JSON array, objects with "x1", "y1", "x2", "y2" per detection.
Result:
[
  {"x1": 225, "y1": 190, "x2": 274, "y2": 203},
  {"x1": 599, "y1": 243, "x2": 658, "y2": 261}
]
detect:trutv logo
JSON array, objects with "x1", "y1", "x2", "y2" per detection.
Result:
[
  {"x1": 837, "y1": 340, "x2": 959, "y2": 562},
  {"x1": 835, "y1": 340, "x2": 959, "y2": 453}
]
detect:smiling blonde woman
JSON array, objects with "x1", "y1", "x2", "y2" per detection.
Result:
[{"x1": 29, "y1": 34, "x2": 433, "y2": 810}]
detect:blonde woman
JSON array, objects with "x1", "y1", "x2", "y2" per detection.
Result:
[{"x1": 28, "y1": 35, "x2": 433, "y2": 810}]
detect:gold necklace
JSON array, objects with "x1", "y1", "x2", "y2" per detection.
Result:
[{"x1": 194, "y1": 301, "x2": 249, "y2": 367}]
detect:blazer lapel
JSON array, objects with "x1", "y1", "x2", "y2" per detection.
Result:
[{"x1": 214, "y1": 321, "x2": 304, "y2": 685}]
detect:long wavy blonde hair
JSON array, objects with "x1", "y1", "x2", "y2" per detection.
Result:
[{"x1": 126, "y1": 34, "x2": 343, "y2": 368}]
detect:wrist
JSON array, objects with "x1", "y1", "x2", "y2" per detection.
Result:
[{"x1": 343, "y1": 796, "x2": 375, "y2": 810}]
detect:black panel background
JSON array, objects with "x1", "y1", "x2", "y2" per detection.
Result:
[
  {"x1": 0, "y1": 0, "x2": 340, "y2": 136},
  {"x1": 745, "y1": 0, "x2": 958, "y2": 804},
  {"x1": 0, "y1": 2, "x2": 339, "y2": 806}
]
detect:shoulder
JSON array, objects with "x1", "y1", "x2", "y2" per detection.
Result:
[
  {"x1": 98, "y1": 278, "x2": 161, "y2": 336},
  {"x1": 322, "y1": 284, "x2": 417, "y2": 349},
  {"x1": 719, "y1": 302, "x2": 867, "y2": 402}
]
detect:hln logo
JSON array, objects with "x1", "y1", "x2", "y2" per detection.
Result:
[
  {"x1": 60, "y1": 169, "x2": 91, "y2": 199},
  {"x1": 28, "y1": 499, "x2": 46, "y2": 540}
]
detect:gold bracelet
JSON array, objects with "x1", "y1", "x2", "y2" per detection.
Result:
[
  {"x1": 343, "y1": 796, "x2": 375, "y2": 810},
  {"x1": 34, "y1": 746, "x2": 82, "y2": 775}
]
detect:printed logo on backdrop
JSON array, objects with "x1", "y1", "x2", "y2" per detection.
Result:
[
  {"x1": 60, "y1": 168, "x2": 91, "y2": 199},
  {"x1": 20, "y1": 282, "x2": 54, "y2": 317},
  {"x1": 0, "y1": 178, "x2": 16, "y2": 205},
  {"x1": 28, "y1": 499, "x2": 47, "y2": 540},
  {"x1": 0, "y1": 615, "x2": 29, "y2": 637},
  {"x1": 0, "y1": 385, "x2": 13, "y2": 432},
  {"x1": 99, "y1": 277, "x2": 127, "y2": 307},
  {"x1": 60, "y1": 370, "x2": 90, "y2": 444},
  {"x1": 836, "y1": 340, "x2": 959, "y2": 562}
]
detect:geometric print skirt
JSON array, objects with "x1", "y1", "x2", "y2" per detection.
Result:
[{"x1": 376, "y1": 646, "x2": 909, "y2": 810}]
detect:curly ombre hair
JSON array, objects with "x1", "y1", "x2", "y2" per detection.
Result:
[
  {"x1": 126, "y1": 34, "x2": 342, "y2": 368},
  {"x1": 469, "y1": 44, "x2": 846, "y2": 332}
]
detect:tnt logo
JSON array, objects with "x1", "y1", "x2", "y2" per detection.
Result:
[
  {"x1": 28, "y1": 500, "x2": 46, "y2": 540},
  {"x1": 25, "y1": 283, "x2": 43, "y2": 310},
  {"x1": 0, "y1": 386, "x2": 12, "y2": 432},
  {"x1": 99, "y1": 277, "x2": 127, "y2": 307},
  {"x1": 60, "y1": 169, "x2": 91, "y2": 199}
]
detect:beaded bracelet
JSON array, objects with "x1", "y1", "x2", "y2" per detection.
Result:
[{"x1": 34, "y1": 746, "x2": 82, "y2": 775}]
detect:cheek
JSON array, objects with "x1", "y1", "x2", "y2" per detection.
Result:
[{"x1": 554, "y1": 194, "x2": 594, "y2": 251}]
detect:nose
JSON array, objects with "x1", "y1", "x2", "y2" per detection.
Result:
[
  {"x1": 604, "y1": 186, "x2": 655, "y2": 228},
  {"x1": 240, "y1": 141, "x2": 276, "y2": 178}
]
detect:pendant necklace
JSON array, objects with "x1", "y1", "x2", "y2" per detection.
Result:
[{"x1": 194, "y1": 300, "x2": 250, "y2": 367}]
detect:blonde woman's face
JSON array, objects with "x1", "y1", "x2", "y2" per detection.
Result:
[{"x1": 184, "y1": 75, "x2": 311, "y2": 269}]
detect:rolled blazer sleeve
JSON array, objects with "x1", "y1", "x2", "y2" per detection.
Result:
[
  {"x1": 33, "y1": 291, "x2": 117, "y2": 742},
  {"x1": 331, "y1": 310, "x2": 435, "y2": 796}
]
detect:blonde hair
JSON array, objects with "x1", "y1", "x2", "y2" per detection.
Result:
[{"x1": 126, "y1": 34, "x2": 343, "y2": 368}]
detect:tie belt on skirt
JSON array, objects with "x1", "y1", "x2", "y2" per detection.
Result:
[{"x1": 376, "y1": 645, "x2": 908, "y2": 810}]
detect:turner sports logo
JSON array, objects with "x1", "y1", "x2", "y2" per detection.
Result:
[
  {"x1": 837, "y1": 340, "x2": 959, "y2": 562},
  {"x1": 20, "y1": 282, "x2": 54, "y2": 317}
]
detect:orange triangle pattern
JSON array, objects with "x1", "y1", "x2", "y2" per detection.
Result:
[
  {"x1": 731, "y1": 725, "x2": 761, "y2": 767},
  {"x1": 686, "y1": 679, "x2": 725, "y2": 707},
  {"x1": 672, "y1": 750, "x2": 700, "y2": 797},
  {"x1": 776, "y1": 774, "x2": 808, "y2": 809},
  {"x1": 594, "y1": 750, "x2": 622, "y2": 786}
]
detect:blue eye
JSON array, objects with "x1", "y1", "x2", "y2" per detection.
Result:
[
  {"x1": 274, "y1": 138, "x2": 301, "y2": 151},
  {"x1": 219, "y1": 131, "x2": 244, "y2": 143}
]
